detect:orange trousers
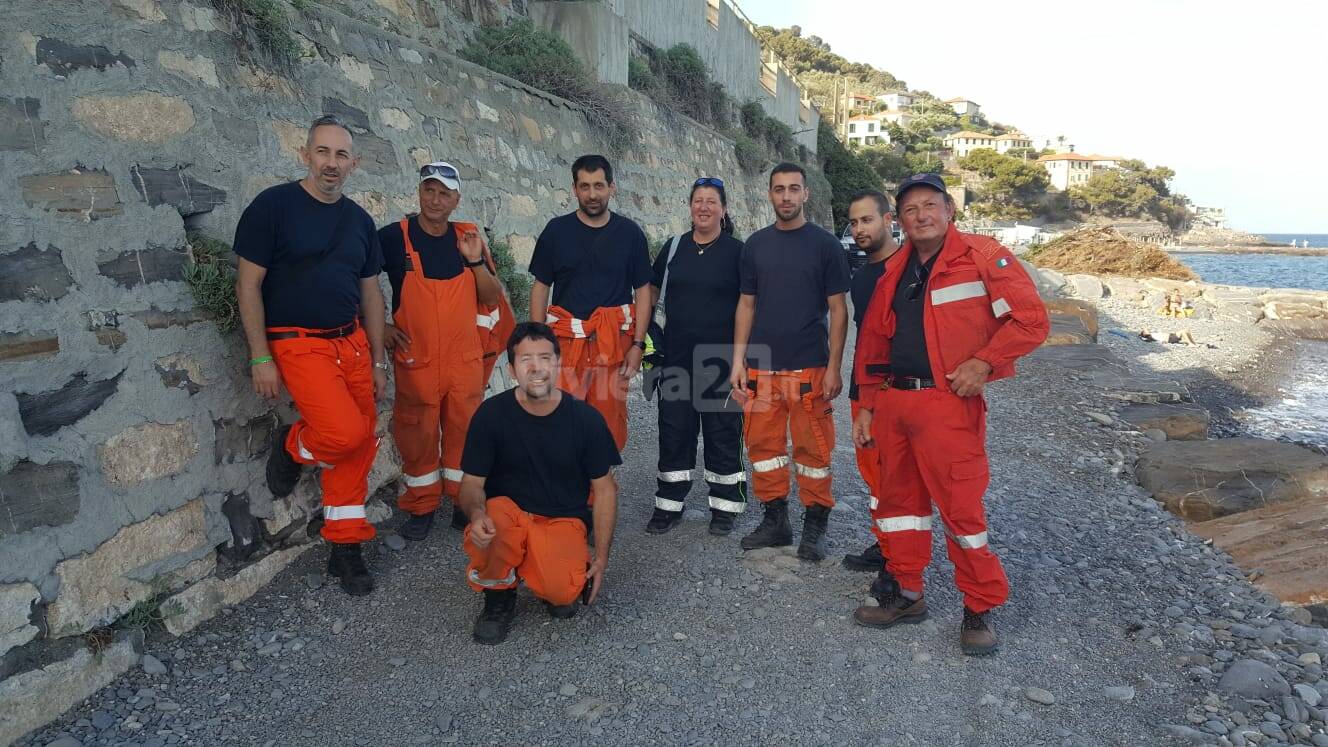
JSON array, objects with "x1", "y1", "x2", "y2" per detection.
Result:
[
  {"x1": 270, "y1": 326, "x2": 378, "y2": 544},
  {"x1": 851, "y1": 399, "x2": 885, "y2": 548},
  {"x1": 463, "y1": 497, "x2": 588, "y2": 606},
  {"x1": 393, "y1": 354, "x2": 483, "y2": 515},
  {"x1": 871, "y1": 387, "x2": 1008, "y2": 613},
  {"x1": 557, "y1": 331, "x2": 631, "y2": 451},
  {"x1": 742, "y1": 368, "x2": 835, "y2": 508}
]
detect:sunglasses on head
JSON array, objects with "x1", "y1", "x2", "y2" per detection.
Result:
[
  {"x1": 694, "y1": 177, "x2": 724, "y2": 188},
  {"x1": 420, "y1": 163, "x2": 459, "y2": 179}
]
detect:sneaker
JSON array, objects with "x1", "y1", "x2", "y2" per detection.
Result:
[
  {"x1": 265, "y1": 424, "x2": 303, "y2": 498},
  {"x1": 960, "y1": 607, "x2": 999, "y2": 656},
  {"x1": 645, "y1": 508, "x2": 683, "y2": 535},
  {"x1": 326, "y1": 542, "x2": 374, "y2": 597},
  {"x1": 399, "y1": 510, "x2": 435, "y2": 542},
  {"x1": 473, "y1": 588, "x2": 517, "y2": 645},
  {"x1": 708, "y1": 510, "x2": 736, "y2": 536},
  {"x1": 853, "y1": 574, "x2": 926, "y2": 629},
  {"x1": 842, "y1": 541, "x2": 885, "y2": 572},
  {"x1": 740, "y1": 499, "x2": 793, "y2": 550}
]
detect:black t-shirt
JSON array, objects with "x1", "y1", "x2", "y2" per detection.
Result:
[
  {"x1": 461, "y1": 389, "x2": 622, "y2": 522},
  {"x1": 739, "y1": 223, "x2": 850, "y2": 370},
  {"x1": 889, "y1": 250, "x2": 938, "y2": 380},
  {"x1": 848, "y1": 258, "x2": 887, "y2": 400},
  {"x1": 528, "y1": 212, "x2": 652, "y2": 320},
  {"x1": 651, "y1": 232, "x2": 743, "y2": 350},
  {"x1": 233, "y1": 182, "x2": 382, "y2": 329},
  {"x1": 379, "y1": 217, "x2": 464, "y2": 314}
]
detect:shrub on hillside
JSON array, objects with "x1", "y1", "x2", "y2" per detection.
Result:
[
  {"x1": 185, "y1": 233, "x2": 239, "y2": 333},
  {"x1": 489, "y1": 239, "x2": 531, "y2": 321},
  {"x1": 817, "y1": 120, "x2": 882, "y2": 232},
  {"x1": 211, "y1": 0, "x2": 301, "y2": 66}
]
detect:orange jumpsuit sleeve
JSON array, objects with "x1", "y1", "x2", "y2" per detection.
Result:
[{"x1": 971, "y1": 243, "x2": 1050, "y2": 370}]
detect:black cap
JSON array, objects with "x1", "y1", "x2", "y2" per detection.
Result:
[{"x1": 895, "y1": 172, "x2": 947, "y2": 205}]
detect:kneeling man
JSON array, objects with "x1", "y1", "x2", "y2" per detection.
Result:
[{"x1": 458, "y1": 322, "x2": 621, "y2": 644}]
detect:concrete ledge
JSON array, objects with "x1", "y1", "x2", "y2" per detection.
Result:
[
  {"x1": 0, "y1": 631, "x2": 140, "y2": 745},
  {"x1": 162, "y1": 544, "x2": 313, "y2": 636}
]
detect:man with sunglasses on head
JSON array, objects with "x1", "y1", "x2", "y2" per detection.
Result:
[
  {"x1": 378, "y1": 162, "x2": 514, "y2": 541},
  {"x1": 851, "y1": 173, "x2": 1048, "y2": 656},
  {"x1": 528, "y1": 155, "x2": 653, "y2": 451}
]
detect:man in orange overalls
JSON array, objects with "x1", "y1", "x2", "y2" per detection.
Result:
[
  {"x1": 730, "y1": 163, "x2": 850, "y2": 562},
  {"x1": 235, "y1": 115, "x2": 386, "y2": 596},
  {"x1": 380, "y1": 162, "x2": 514, "y2": 540},
  {"x1": 528, "y1": 155, "x2": 653, "y2": 451}
]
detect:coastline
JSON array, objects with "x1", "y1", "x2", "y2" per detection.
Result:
[{"x1": 1167, "y1": 244, "x2": 1328, "y2": 257}]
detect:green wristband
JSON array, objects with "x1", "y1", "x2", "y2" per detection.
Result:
[{"x1": 249, "y1": 355, "x2": 274, "y2": 366}]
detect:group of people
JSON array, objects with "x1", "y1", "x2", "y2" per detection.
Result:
[{"x1": 234, "y1": 115, "x2": 1049, "y2": 655}]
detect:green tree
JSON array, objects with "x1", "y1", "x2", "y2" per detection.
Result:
[
  {"x1": 1069, "y1": 159, "x2": 1193, "y2": 229},
  {"x1": 957, "y1": 148, "x2": 1050, "y2": 215},
  {"x1": 858, "y1": 145, "x2": 911, "y2": 184},
  {"x1": 817, "y1": 120, "x2": 883, "y2": 231}
]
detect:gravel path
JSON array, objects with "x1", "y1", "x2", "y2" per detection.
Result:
[{"x1": 19, "y1": 335, "x2": 1328, "y2": 747}]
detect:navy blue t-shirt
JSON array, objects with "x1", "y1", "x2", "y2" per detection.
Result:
[
  {"x1": 379, "y1": 217, "x2": 464, "y2": 314},
  {"x1": 528, "y1": 212, "x2": 652, "y2": 320},
  {"x1": 740, "y1": 222, "x2": 850, "y2": 370},
  {"x1": 650, "y1": 232, "x2": 743, "y2": 350},
  {"x1": 461, "y1": 389, "x2": 622, "y2": 523},
  {"x1": 233, "y1": 182, "x2": 382, "y2": 329}
]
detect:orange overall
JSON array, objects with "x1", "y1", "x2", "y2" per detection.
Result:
[
  {"x1": 850, "y1": 398, "x2": 885, "y2": 544},
  {"x1": 391, "y1": 219, "x2": 513, "y2": 516},
  {"x1": 270, "y1": 323, "x2": 378, "y2": 544},
  {"x1": 462, "y1": 497, "x2": 588, "y2": 606},
  {"x1": 743, "y1": 367, "x2": 836, "y2": 508},
  {"x1": 545, "y1": 304, "x2": 634, "y2": 450}
]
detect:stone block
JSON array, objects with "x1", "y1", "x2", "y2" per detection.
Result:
[
  {"x1": 0, "y1": 632, "x2": 140, "y2": 746},
  {"x1": 0, "y1": 461, "x2": 80, "y2": 536},
  {"x1": 72, "y1": 93, "x2": 195, "y2": 143},
  {"x1": 95, "y1": 328, "x2": 127, "y2": 350},
  {"x1": 237, "y1": 64, "x2": 295, "y2": 98},
  {"x1": 157, "y1": 50, "x2": 219, "y2": 87},
  {"x1": 0, "y1": 243, "x2": 72, "y2": 302},
  {"x1": 131, "y1": 307, "x2": 211, "y2": 329},
  {"x1": 97, "y1": 245, "x2": 186, "y2": 287},
  {"x1": 416, "y1": 0, "x2": 440, "y2": 26},
  {"x1": 270, "y1": 119, "x2": 305, "y2": 163},
  {"x1": 36, "y1": 38, "x2": 135, "y2": 76},
  {"x1": 114, "y1": 0, "x2": 166, "y2": 21},
  {"x1": 338, "y1": 56, "x2": 374, "y2": 89},
  {"x1": 263, "y1": 496, "x2": 306, "y2": 540},
  {"x1": 1266, "y1": 301, "x2": 1327, "y2": 321},
  {"x1": 322, "y1": 97, "x2": 371, "y2": 132},
  {"x1": 1118, "y1": 402, "x2": 1210, "y2": 441},
  {"x1": 162, "y1": 545, "x2": 311, "y2": 636},
  {"x1": 1067, "y1": 274, "x2": 1104, "y2": 298},
  {"x1": 0, "y1": 583, "x2": 40, "y2": 658},
  {"x1": 99, "y1": 421, "x2": 198, "y2": 488},
  {"x1": 213, "y1": 413, "x2": 276, "y2": 465},
  {"x1": 354, "y1": 133, "x2": 398, "y2": 174},
  {"x1": 1043, "y1": 298, "x2": 1098, "y2": 345},
  {"x1": 1137, "y1": 438, "x2": 1328, "y2": 521},
  {"x1": 348, "y1": 191, "x2": 386, "y2": 222},
  {"x1": 213, "y1": 110, "x2": 258, "y2": 147},
  {"x1": 155, "y1": 353, "x2": 206, "y2": 394},
  {"x1": 46, "y1": 499, "x2": 212, "y2": 636},
  {"x1": 0, "y1": 97, "x2": 45, "y2": 151},
  {"x1": 15, "y1": 370, "x2": 124, "y2": 436},
  {"x1": 128, "y1": 165, "x2": 227, "y2": 216},
  {"x1": 0, "y1": 332, "x2": 59, "y2": 362},
  {"x1": 520, "y1": 114, "x2": 542, "y2": 142},
  {"x1": 379, "y1": 107, "x2": 412, "y2": 130},
  {"x1": 180, "y1": 2, "x2": 224, "y2": 32},
  {"x1": 19, "y1": 169, "x2": 122, "y2": 219}
]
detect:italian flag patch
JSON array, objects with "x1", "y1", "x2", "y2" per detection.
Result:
[{"x1": 996, "y1": 257, "x2": 1010, "y2": 268}]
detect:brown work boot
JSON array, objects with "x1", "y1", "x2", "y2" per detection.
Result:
[
  {"x1": 960, "y1": 607, "x2": 999, "y2": 656},
  {"x1": 853, "y1": 574, "x2": 927, "y2": 628}
]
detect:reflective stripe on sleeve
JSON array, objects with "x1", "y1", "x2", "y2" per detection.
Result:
[
  {"x1": 468, "y1": 568, "x2": 517, "y2": 588},
  {"x1": 443, "y1": 468, "x2": 465, "y2": 483},
  {"x1": 324, "y1": 505, "x2": 367, "y2": 521},
  {"x1": 931, "y1": 281, "x2": 987, "y2": 305},
  {"x1": 875, "y1": 515, "x2": 932, "y2": 532},
  {"x1": 403, "y1": 470, "x2": 441, "y2": 488},
  {"x1": 991, "y1": 297, "x2": 1012, "y2": 317}
]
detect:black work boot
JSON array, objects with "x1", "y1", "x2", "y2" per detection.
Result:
[
  {"x1": 399, "y1": 510, "x2": 436, "y2": 541},
  {"x1": 853, "y1": 573, "x2": 927, "y2": 629},
  {"x1": 545, "y1": 600, "x2": 579, "y2": 619},
  {"x1": 961, "y1": 607, "x2": 999, "y2": 656},
  {"x1": 740, "y1": 499, "x2": 793, "y2": 550},
  {"x1": 796, "y1": 504, "x2": 831, "y2": 562},
  {"x1": 327, "y1": 542, "x2": 374, "y2": 596},
  {"x1": 450, "y1": 504, "x2": 469, "y2": 531},
  {"x1": 869, "y1": 567, "x2": 899, "y2": 598},
  {"x1": 473, "y1": 588, "x2": 518, "y2": 645},
  {"x1": 708, "y1": 510, "x2": 737, "y2": 537},
  {"x1": 645, "y1": 508, "x2": 683, "y2": 535},
  {"x1": 842, "y1": 541, "x2": 885, "y2": 572},
  {"x1": 265, "y1": 424, "x2": 303, "y2": 498}
]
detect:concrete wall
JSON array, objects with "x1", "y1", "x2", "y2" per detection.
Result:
[
  {"x1": 0, "y1": 0, "x2": 827, "y2": 738},
  {"x1": 529, "y1": 1, "x2": 629, "y2": 87}
]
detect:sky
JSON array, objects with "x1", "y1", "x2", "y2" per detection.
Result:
[{"x1": 743, "y1": 0, "x2": 1328, "y2": 234}]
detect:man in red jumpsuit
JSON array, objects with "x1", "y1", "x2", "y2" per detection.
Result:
[{"x1": 851, "y1": 173, "x2": 1048, "y2": 655}]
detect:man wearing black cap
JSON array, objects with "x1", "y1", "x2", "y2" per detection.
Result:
[{"x1": 851, "y1": 173, "x2": 1049, "y2": 655}]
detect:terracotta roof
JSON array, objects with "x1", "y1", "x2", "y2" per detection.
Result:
[
  {"x1": 1084, "y1": 154, "x2": 1121, "y2": 161},
  {"x1": 847, "y1": 114, "x2": 883, "y2": 122},
  {"x1": 996, "y1": 132, "x2": 1031, "y2": 141},
  {"x1": 945, "y1": 131, "x2": 995, "y2": 140},
  {"x1": 1037, "y1": 153, "x2": 1094, "y2": 162},
  {"x1": 944, "y1": 97, "x2": 977, "y2": 104}
]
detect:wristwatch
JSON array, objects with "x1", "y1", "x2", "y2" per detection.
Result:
[
  {"x1": 373, "y1": 361, "x2": 390, "y2": 371},
  {"x1": 632, "y1": 340, "x2": 647, "y2": 351},
  {"x1": 464, "y1": 257, "x2": 486, "y2": 268}
]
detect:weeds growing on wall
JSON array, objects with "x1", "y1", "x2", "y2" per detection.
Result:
[
  {"x1": 211, "y1": 0, "x2": 302, "y2": 67},
  {"x1": 489, "y1": 240, "x2": 531, "y2": 321},
  {"x1": 185, "y1": 233, "x2": 240, "y2": 333},
  {"x1": 462, "y1": 19, "x2": 639, "y2": 151}
]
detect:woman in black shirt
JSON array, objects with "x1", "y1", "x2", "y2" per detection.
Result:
[{"x1": 644, "y1": 178, "x2": 747, "y2": 536}]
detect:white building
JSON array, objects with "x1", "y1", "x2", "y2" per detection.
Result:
[
  {"x1": 874, "y1": 109, "x2": 913, "y2": 126},
  {"x1": 943, "y1": 130, "x2": 996, "y2": 158},
  {"x1": 845, "y1": 114, "x2": 892, "y2": 148},
  {"x1": 1086, "y1": 155, "x2": 1122, "y2": 171},
  {"x1": 994, "y1": 132, "x2": 1033, "y2": 154},
  {"x1": 1037, "y1": 152, "x2": 1095, "y2": 190},
  {"x1": 875, "y1": 91, "x2": 914, "y2": 110},
  {"x1": 1194, "y1": 206, "x2": 1227, "y2": 229},
  {"x1": 945, "y1": 97, "x2": 981, "y2": 117}
]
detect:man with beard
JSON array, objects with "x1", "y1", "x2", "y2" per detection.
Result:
[
  {"x1": 528, "y1": 155, "x2": 652, "y2": 450},
  {"x1": 459, "y1": 323, "x2": 622, "y2": 644},
  {"x1": 730, "y1": 162, "x2": 850, "y2": 562},
  {"x1": 379, "y1": 162, "x2": 514, "y2": 540},
  {"x1": 841, "y1": 190, "x2": 900, "y2": 573},
  {"x1": 235, "y1": 115, "x2": 387, "y2": 596}
]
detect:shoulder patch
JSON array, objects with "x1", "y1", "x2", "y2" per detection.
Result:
[
  {"x1": 996, "y1": 257, "x2": 1010, "y2": 268},
  {"x1": 974, "y1": 241, "x2": 1001, "y2": 260}
]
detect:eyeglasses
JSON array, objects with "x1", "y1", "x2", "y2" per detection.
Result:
[
  {"x1": 420, "y1": 163, "x2": 459, "y2": 180},
  {"x1": 694, "y1": 177, "x2": 724, "y2": 188},
  {"x1": 905, "y1": 258, "x2": 931, "y2": 300}
]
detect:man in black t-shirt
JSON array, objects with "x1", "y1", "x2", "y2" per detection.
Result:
[
  {"x1": 234, "y1": 115, "x2": 386, "y2": 597},
  {"x1": 730, "y1": 163, "x2": 850, "y2": 562},
  {"x1": 459, "y1": 323, "x2": 622, "y2": 645}
]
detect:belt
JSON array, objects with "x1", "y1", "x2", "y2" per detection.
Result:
[
  {"x1": 888, "y1": 376, "x2": 935, "y2": 390},
  {"x1": 266, "y1": 321, "x2": 358, "y2": 341}
]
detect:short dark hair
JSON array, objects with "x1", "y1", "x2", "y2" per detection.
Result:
[
  {"x1": 849, "y1": 189, "x2": 892, "y2": 215},
  {"x1": 572, "y1": 154, "x2": 614, "y2": 185},
  {"x1": 769, "y1": 162, "x2": 806, "y2": 187},
  {"x1": 307, "y1": 114, "x2": 352, "y2": 145},
  {"x1": 506, "y1": 321, "x2": 560, "y2": 360}
]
